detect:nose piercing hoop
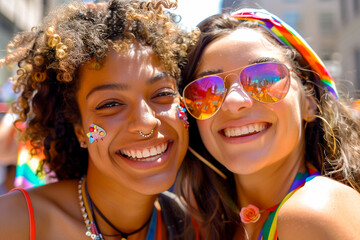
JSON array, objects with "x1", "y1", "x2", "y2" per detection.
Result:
[{"x1": 138, "y1": 120, "x2": 158, "y2": 138}]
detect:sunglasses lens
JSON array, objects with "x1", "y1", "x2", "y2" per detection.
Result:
[
  {"x1": 183, "y1": 76, "x2": 225, "y2": 119},
  {"x1": 240, "y1": 63, "x2": 290, "y2": 103}
]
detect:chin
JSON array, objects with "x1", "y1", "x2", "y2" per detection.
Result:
[
  {"x1": 135, "y1": 172, "x2": 177, "y2": 195},
  {"x1": 224, "y1": 158, "x2": 264, "y2": 175}
]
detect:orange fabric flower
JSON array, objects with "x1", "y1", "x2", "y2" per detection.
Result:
[{"x1": 240, "y1": 204, "x2": 261, "y2": 224}]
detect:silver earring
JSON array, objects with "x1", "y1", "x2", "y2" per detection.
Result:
[
  {"x1": 139, "y1": 120, "x2": 158, "y2": 138},
  {"x1": 80, "y1": 141, "x2": 87, "y2": 148}
]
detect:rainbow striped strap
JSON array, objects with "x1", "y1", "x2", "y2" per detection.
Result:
[
  {"x1": 257, "y1": 167, "x2": 320, "y2": 240},
  {"x1": 231, "y1": 8, "x2": 339, "y2": 99},
  {"x1": 145, "y1": 207, "x2": 158, "y2": 240}
]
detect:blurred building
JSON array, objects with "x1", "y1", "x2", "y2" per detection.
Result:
[
  {"x1": 0, "y1": 0, "x2": 69, "y2": 103},
  {"x1": 339, "y1": 0, "x2": 360, "y2": 93},
  {"x1": 0, "y1": 0, "x2": 43, "y2": 95},
  {"x1": 221, "y1": 0, "x2": 360, "y2": 96}
]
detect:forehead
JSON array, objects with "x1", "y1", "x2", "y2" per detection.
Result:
[
  {"x1": 197, "y1": 28, "x2": 285, "y2": 71},
  {"x1": 76, "y1": 43, "x2": 168, "y2": 93},
  {"x1": 80, "y1": 43, "x2": 164, "y2": 79}
]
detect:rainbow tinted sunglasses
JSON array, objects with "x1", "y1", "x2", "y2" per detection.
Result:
[{"x1": 182, "y1": 62, "x2": 293, "y2": 120}]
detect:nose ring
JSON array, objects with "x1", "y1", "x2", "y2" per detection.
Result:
[{"x1": 138, "y1": 120, "x2": 158, "y2": 138}]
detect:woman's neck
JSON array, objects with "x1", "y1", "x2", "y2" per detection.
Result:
[
  {"x1": 234, "y1": 150, "x2": 306, "y2": 211},
  {"x1": 233, "y1": 150, "x2": 306, "y2": 240},
  {"x1": 86, "y1": 165, "x2": 157, "y2": 239}
]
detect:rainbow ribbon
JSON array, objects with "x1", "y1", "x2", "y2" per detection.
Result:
[
  {"x1": 231, "y1": 8, "x2": 339, "y2": 99},
  {"x1": 258, "y1": 167, "x2": 320, "y2": 240}
]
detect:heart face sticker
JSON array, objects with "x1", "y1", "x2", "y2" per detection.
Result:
[{"x1": 86, "y1": 124, "x2": 106, "y2": 143}]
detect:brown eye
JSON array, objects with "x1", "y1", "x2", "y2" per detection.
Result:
[
  {"x1": 96, "y1": 101, "x2": 123, "y2": 110},
  {"x1": 152, "y1": 89, "x2": 177, "y2": 104},
  {"x1": 155, "y1": 90, "x2": 176, "y2": 98}
]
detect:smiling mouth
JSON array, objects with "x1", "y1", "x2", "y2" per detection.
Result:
[
  {"x1": 118, "y1": 142, "x2": 168, "y2": 162},
  {"x1": 223, "y1": 122, "x2": 270, "y2": 138}
]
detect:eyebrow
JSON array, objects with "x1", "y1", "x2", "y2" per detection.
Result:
[
  {"x1": 148, "y1": 71, "x2": 172, "y2": 84},
  {"x1": 195, "y1": 57, "x2": 281, "y2": 79},
  {"x1": 86, "y1": 83, "x2": 128, "y2": 99},
  {"x1": 248, "y1": 57, "x2": 280, "y2": 65},
  {"x1": 195, "y1": 69, "x2": 223, "y2": 79},
  {"x1": 86, "y1": 71, "x2": 172, "y2": 99}
]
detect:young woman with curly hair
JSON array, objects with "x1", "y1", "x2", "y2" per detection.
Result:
[
  {"x1": 0, "y1": 0, "x2": 199, "y2": 239},
  {"x1": 177, "y1": 9, "x2": 360, "y2": 240}
]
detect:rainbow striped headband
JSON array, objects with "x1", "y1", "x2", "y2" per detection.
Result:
[{"x1": 231, "y1": 8, "x2": 339, "y2": 99}]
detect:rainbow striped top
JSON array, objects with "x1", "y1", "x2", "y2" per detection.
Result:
[{"x1": 258, "y1": 167, "x2": 320, "y2": 240}]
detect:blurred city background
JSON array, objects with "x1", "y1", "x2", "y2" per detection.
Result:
[{"x1": 0, "y1": 0, "x2": 360, "y2": 111}]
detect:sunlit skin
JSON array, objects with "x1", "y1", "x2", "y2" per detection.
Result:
[
  {"x1": 75, "y1": 43, "x2": 188, "y2": 195},
  {"x1": 195, "y1": 29, "x2": 317, "y2": 238},
  {"x1": 196, "y1": 29, "x2": 311, "y2": 177},
  {"x1": 72, "y1": 42, "x2": 189, "y2": 237},
  {"x1": 0, "y1": 42, "x2": 189, "y2": 239},
  {"x1": 192, "y1": 28, "x2": 360, "y2": 239}
]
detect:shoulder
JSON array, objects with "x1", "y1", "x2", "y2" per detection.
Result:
[
  {"x1": 277, "y1": 176, "x2": 360, "y2": 240},
  {"x1": 0, "y1": 180, "x2": 83, "y2": 239},
  {"x1": 0, "y1": 187, "x2": 33, "y2": 239}
]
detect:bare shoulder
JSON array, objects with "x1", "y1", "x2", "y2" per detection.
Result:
[
  {"x1": 0, "y1": 180, "x2": 84, "y2": 239},
  {"x1": 277, "y1": 176, "x2": 360, "y2": 240}
]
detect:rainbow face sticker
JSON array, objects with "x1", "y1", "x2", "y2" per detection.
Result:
[{"x1": 86, "y1": 124, "x2": 106, "y2": 143}]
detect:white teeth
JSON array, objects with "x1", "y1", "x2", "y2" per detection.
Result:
[
  {"x1": 131, "y1": 150, "x2": 136, "y2": 159},
  {"x1": 120, "y1": 142, "x2": 168, "y2": 160},
  {"x1": 224, "y1": 123, "x2": 267, "y2": 137},
  {"x1": 143, "y1": 149, "x2": 150, "y2": 158},
  {"x1": 249, "y1": 125, "x2": 255, "y2": 133},
  {"x1": 136, "y1": 150, "x2": 142, "y2": 158},
  {"x1": 156, "y1": 145, "x2": 162, "y2": 153},
  {"x1": 150, "y1": 147, "x2": 157, "y2": 156}
]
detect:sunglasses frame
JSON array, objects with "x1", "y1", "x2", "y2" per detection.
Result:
[{"x1": 182, "y1": 62, "x2": 294, "y2": 120}]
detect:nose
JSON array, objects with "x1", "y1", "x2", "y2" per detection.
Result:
[
  {"x1": 220, "y1": 77, "x2": 253, "y2": 114},
  {"x1": 128, "y1": 99, "x2": 159, "y2": 136}
]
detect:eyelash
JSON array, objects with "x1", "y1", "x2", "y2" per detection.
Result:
[
  {"x1": 155, "y1": 90, "x2": 177, "y2": 98},
  {"x1": 95, "y1": 89, "x2": 176, "y2": 110},
  {"x1": 95, "y1": 101, "x2": 122, "y2": 110}
]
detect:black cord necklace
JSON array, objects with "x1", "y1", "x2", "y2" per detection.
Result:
[{"x1": 85, "y1": 182, "x2": 152, "y2": 239}]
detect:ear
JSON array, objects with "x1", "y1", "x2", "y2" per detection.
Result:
[
  {"x1": 73, "y1": 123, "x2": 87, "y2": 146},
  {"x1": 303, "y1": 95, "x2": 317, "y2": 122}
]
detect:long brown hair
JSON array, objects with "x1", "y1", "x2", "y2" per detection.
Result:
[{"x1": 176, "y1": 12, "x2": 360, "y2": 239}]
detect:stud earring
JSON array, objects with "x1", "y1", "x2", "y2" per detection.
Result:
[
  {"x1": 177, "y1": 100, "x2": 189, "y2": 129},
  {"x1": 80, "y1": 141, "x2": 87, "y2": 148},
  {"x1": 86, "y1": 124, "x2": 106, "y2": 143}
]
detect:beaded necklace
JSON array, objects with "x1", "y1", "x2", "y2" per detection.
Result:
[{"x1": 78, "y1": 177, "x2": 162, "y2": 240}]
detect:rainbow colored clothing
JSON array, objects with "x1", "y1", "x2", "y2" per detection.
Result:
[
  {"x1": 14, "y1": 142, "x2": 47, "y2": 188},
  {"x1": 258, "y1": 167, "x2": 320, "y2": 240}
]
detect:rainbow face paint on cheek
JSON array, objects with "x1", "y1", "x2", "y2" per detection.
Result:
[{"x1": 86, "y1": 124, "x2": 106, "y2": 143}]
